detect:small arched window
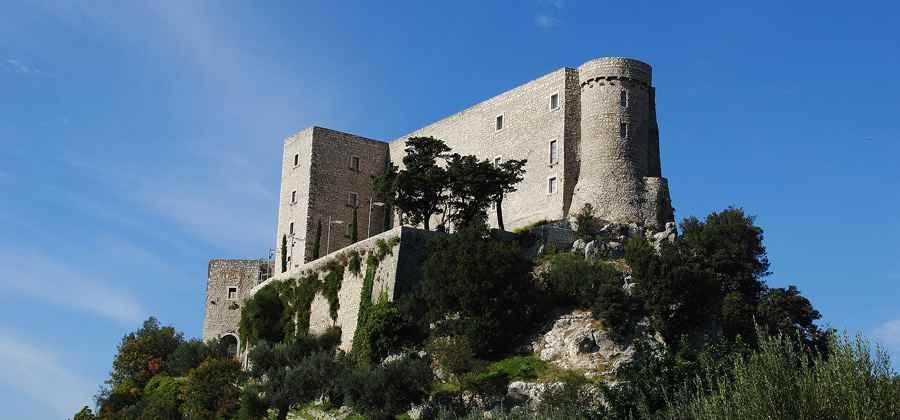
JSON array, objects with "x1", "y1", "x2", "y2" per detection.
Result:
[{"x1": 619, "y1": 90, "x2": 628, "y2": 108}]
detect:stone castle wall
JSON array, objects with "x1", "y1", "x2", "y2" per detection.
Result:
[
  {"x1": 250, "y1": 227, "x2": 436, "y2": 352},
  {"x1": 276, "y1": 127, "x2": 390, "y2": 271},
  {"x1": 202, "y1": 259, "x2": 270, "y2": 347}
]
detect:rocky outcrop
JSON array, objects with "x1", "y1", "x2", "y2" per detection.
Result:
[{"x1": 529, "y1": 309, "x2": 633, "y2": 379}]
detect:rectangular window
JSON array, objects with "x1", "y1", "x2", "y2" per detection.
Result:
[
  {"x1": 619, "y1": 122, "x2": 628, "y2": 140},
  {"x1": 620, "y1": 90, "x2": 628, "y2": 108},
  {"x1": 548, "y1": 177, "x2": 557, "y2": 194},
  {"x1": 350, "y1": 156, "x2": 360, "y2": 171},
  {"x1": 293, "y1": 154, "x2": 299, "y2": 166},
  {"x1": 348, "y1": 192, "x2": 359, "y2": 207},
  {"x1": 289, "y1": 222, "x2": 294, "y2": 235},
  {"x1": 345, "y1": 223, "x2": 353, "y2": 237},
  {"x1": 494, "y1": 156, "x2": 502, "y2": 167},
  {"x1": 227, "y1": 287, "x2": 237, "y2": 300},
  {"x1": 291, "y1": 190, "x2": 297, "y2": 203},
  {"x1": 550, "y1": 93, "x2": 559, "y2": 110},
  {"x1": 495, "y1": 114, "x2": 503, "y2": 131},
  {"x1": 549, "y1": 140, "x2": 558, "y2": 164}
]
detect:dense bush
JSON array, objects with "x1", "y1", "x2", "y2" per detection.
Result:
[
  {"x1": 665, "y1": 333, "x2": 900, "y2": 420},
  {"x1": 181, "y1": 358, "x2": 243, "y2": 419},
  {"x1": 355, "y1": 299, "x2": 424, "y2": 365},
  {"x1": 238, "y1": 284, "x2": 286, "y2": 346},
  {"x1": 338, "y1": 355, "x2": 434, "y2": 420},
  {"x1": 419, "y1": 226, "x2": 536, "y2": 356}
]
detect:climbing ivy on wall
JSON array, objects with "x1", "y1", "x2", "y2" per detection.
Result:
[
  {"x1": 322, "y1": 260, "x2": 345, "y2": 322},
  {"x1": 351, "y1": 235, "x2": 400, "y2": 365}
]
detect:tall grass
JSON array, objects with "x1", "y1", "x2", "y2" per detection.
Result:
[{"x1": 665, "y1": 333, "x2": 900, "y2": 420}]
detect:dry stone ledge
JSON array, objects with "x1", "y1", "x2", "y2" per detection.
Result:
[{"x1": 529, "y1": 309, "x2": 634, "y2": 379}]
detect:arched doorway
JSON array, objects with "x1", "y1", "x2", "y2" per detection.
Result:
[{"x1": 221, "y1": 334, "x2": 239, "y2": 357}]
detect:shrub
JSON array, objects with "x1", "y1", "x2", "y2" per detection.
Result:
[
  {"x1": 427, "y1": 335, "x2": 477, "y2": 379},
  {"x1": 573, "y1": 203, "x2": 601, "y2": 240},
  {"x1": 665, "y1": 333, "x2": 900, "y2": 419},
  {"x1": 338, "y1": 355, "x2": 434, "y2": 420},
  {"x1": 181, "y1": 358, "x2": 243, "y2": 419},
  {"x1": 420, "y1": 226, "x2": 536, "y2": 356},
  {"x1": 239, "y1": 283, "x2": 286, "y2": 346},
  {"x1": 356, "y1": 300, "x2": 423, "y2": 365}
]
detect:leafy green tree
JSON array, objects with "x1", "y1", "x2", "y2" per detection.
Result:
[
  {"x1": 166, "y1": 338, "x2": 231, "y2": 377},
  {"x1": 238, "y1": 284, "x2": 286, "y2": 347},
  {"x1": 140, "y1": 375, "x2": 182, "y2": 420},
  {"x1": 444, "y1": 153, "x2": 496, "y2": 229},
  {"x1": 489, "y1": 158, "x2": 527, "y2": 231},
  {"x1": 350, "y1": 205, "x2": 359, "y2": 242},
  {"x1": 312, "y1": 219, "x2": 322, "y2": 259},
  {"x1": 393, "y1": 136, "x2": 450, "y2": 231},
  {"x1": 338, "y1": 355, "x2": 433, "y2": 420},
  {"x1": 280, "y1": 234, "x2": 287, "y2": 273},
  {"x1": 420, "y1": 226, "x2": 535, "y2": 356},
  {"x1": 757, "y1": 285, "x2": 830, "y2": 353},
  {"x1": 181, "y1": 358, "x2": 243, "y2": 419},
  {"x1": 573, "y1": 203, "x2": 601, "y2": 240},
  {"x1": 243, "y1": 329, "x2": 344, "y2": 420},
  {"x1": 73, "y1": 406, "x2": 96, "y2": 420},
  {"x1": 108, "y1": 317, "x2": 184, "y2": 390}
]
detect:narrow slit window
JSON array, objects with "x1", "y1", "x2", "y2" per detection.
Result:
[
  {"x1": 293, "y1": 154, "x2": 299, "y2": 166},
  {"x1": 548, "y1": 177, "x2": 557, "y2": 194},
  {"x1": 620, "y1": 122, "x2": 628, "y2": 140},
  {"x1": 494, "y1": 156, "x2": 502, "y2": 167},
  {"x1": 289, "y1": 222, "x2": 294, "y2": 234},
  {"x1": 550, "y1": 93, "x2": 559, "y2": 110},
  {"x1": 620, "y1": 90, "x2": 628, "y2": 108},
  {"x1": 291, "y1": 190, "x2": 297, "y2": 203},
  {"x1": 350, "y1": 156, "x2": 360, "y2": 171},
  {"x1": 348, "y1": 192, "x2": 359, "y2": 207},
  {"x1": 495, "y1": 115, "x2": 503, "y2": 131},
  {"x1": 549, "y1": 140, "x2": 558, "y2": 164}
]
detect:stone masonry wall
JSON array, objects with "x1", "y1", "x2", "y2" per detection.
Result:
[
  {"x1": 249, "y1": 226, "x2": 437, "y2": 352},
  {"x1": 388, "y1": 68, "x2": 571, "y2": 230},
  {"x1": 203, "y1": 259, "x2": 269, "y2": 347}
]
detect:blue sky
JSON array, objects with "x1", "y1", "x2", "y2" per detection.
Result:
[{"x1": 1, "y1": 1, "x2": 898, "y2": 418}]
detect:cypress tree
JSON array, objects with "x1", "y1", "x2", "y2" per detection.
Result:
[
  {"x1": 312, "y1": 219, "x2": 322, "y2": 259},
  {"x1": 280, "y1": 235, "x2": 287, "y2": 273},
  {"x1": 351, "y1": 206, "x2": 359, "y2": 243}
]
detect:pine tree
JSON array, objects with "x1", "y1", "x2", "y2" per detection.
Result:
[{"x1": 312, "y1": 219, "x2": 322, "y2": 259}]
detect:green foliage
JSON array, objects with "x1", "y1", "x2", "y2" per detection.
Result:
[
  {"x1": 490, "y1": 158, "x2": 527, "y2": 231},
  {"x1": 312, "y1": 219, "x2": 322, "y2": 259},
  {"x1": 420, "y1": 226, "x2": 535, "y2": 357},
  {"x1": 354, "y1": 299, "x2": 423, "y2": 365},
  {"x1": 281, "y1": 234, "x2": 288, "y2": 273},
  {"x1": 73, "y1": 406, "x2": 96, "y2": 420},
  {"x1": 665, "y1": 333, "x2": 900, "y2": 420},
  {"x1": 481, "y1": 355, "x2": 548, "y2": 382},
  {"x1": 347, "y1": 250, "x2": 362, "y2": 275},
  {"x1": 239, "y1": 283, "x2": 286, "y2": 346},
  {"x1": 181, "y1": 357, "x2": 243, "y2": 419},
  {"x1": 393, "y1": 136, "x2": 451, "y2": 231},
  {"x1": 350, "y1": 205, "x2": 359, "y2": 242},
  {"x1": 573, "y1": 203, "x2": 601, "y2": 240},
  {"x1": 427, "y1": 335, "x2": 477, "y2": 378},
  {"x1": 108, "y1": 317, "x2": 184, "y2": 390},
  {"x1": 166, "y1": 338, "x2": 230, "y2": 377},
  {"x1": 323, "y1": 262, "x2": 344, "y2": 321},
  {"x1": 244, "y1": 329, "x2": 344, "y2": 420},
  {"x1": 445, "y1": 153, "x2": 498, "y2": 229},
  {"x1": 140, "y1": 375, "x2": 182, "y2": 419},
  {"x1": 338, "y1": 355, "x2": 434, "y2": 420},
  {"x1": 283, "y1": 273, "x2": 322, "y2": 337},
  {"x1": 351, "y1": 265, "x2": 377, "y2": 364}
]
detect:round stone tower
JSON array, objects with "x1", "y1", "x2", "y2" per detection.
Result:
[{"x1": 573, "y1": 57, "x2": 669, "y2": 227}]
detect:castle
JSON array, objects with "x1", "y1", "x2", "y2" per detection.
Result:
[{"x1": 203, "y1": 57, "x2": 674, "y2": 352}]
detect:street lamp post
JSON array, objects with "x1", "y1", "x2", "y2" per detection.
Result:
[
  {"x1": 367, "y1": 198, "x2": 386, "y2": 239},
  {"x1": 326, "y1": 216, "x2": 344, "y2": 255}
]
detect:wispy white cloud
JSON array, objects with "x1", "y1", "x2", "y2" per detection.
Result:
[
  {"x1": 0, "y1": 247, "x2": 144, "y2": 324},
  {"x1": 3, "y1": 58, "x2": 41, "y2": 75},
  {"x1": 539, "y1": 0, "x2": 565, "y2": 8},
  {"x1": 0, "y1": 331, "x2": 94, "y2": 418},
  {"x1": 874, "y1": 319, "x2": 900, "y2": 351},
  {"x1": 535, "y1": 14, "x2": 560, "y2": 30}
]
